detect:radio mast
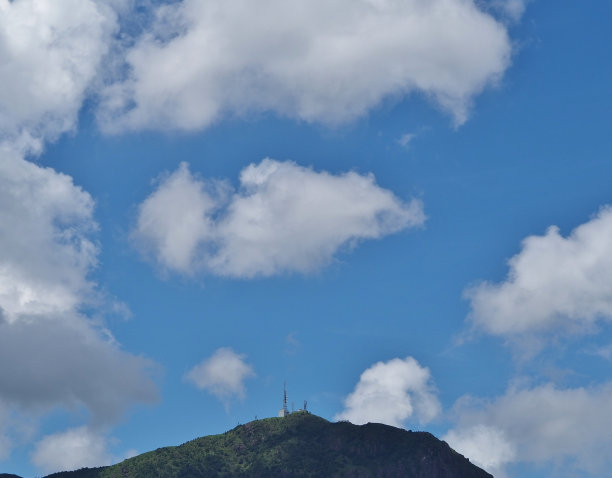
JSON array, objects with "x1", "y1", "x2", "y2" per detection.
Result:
[{"x1": 278, "y1": 381, "x2": 289, "y2": 417}]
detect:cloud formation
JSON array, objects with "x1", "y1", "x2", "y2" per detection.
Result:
[
  {"x1": 0, "y1": 316, "x2": 156, "y2": 422},
  {"x1": 0, "y1": 146, "x2": 97, "y2": 321},
  {"x1": 0, "y1": 0, "x2": 119, "y2": 144},
  {"x1": 0, "y1": 2, "x2": 160, "y2": 467},
  {"x1": 335, "y1": 357, "x2": 440, "y2": 427},
  {"x1": 185, "y1": 348, "x2": 255, "y2": 404},
  {"x1": 32, "y1": 426, "x2": 112, "y2": 474},
  {"x1": 99, "y1": 0, "x2": 512, "y2": 131},
  {"x1": 443, "y1": 425, "x2": 516, "y2": 477},
  {"x1": 134, "y1": 159, "x2": 424, "y2": 278},
  {"x1": 444, "y1": 383, "x2": 612, "y2": 477},
  {"x1": 466, "y1": 207, "x2": 612, "y2": 340},
  {"x1": 0, "y1": 0, "x2": 519, "y2": 138},
  {"x1": 0, "y1": 146, "x2": 156, "y2": 463}
]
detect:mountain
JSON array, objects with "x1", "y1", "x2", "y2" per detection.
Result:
[{"x1": 10, "y1": 413, "x2": 492, "y2": 478}]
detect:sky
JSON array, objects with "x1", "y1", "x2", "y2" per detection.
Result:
[{"x1": 0, "y1": 1, "x2": 611, "y2": 477}]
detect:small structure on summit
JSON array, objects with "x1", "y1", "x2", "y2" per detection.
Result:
[{"x1": 278, "y1": 381, "x2": 309, "y2": 417}]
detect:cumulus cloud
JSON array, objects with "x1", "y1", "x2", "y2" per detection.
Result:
[
  {"x1": 0, "y1": 146, "x2": 156, "y2": 460},
  {"x1": 32, "y1": 426, "x2": 112, "y2": 474},
  {"x1": 132, "y1": 161, "x2": 223, "y2": 275},
  {"x1": 445, "y1": 383, "x2": 612, "y2": 476},
  {"x1": 0, "y1": 0, "x2": 119, "y2": 143},
  {"x1": 443, "y1": 425, "x2": 516, "y2": 477},
  {"x1": 99, "y1": 0, "x2": 512, "y2": 132},
  {"x1": 0, "y1": 1, "x2": 159, "y2": 457},
  {"x1": 185, "y1": 348, "x2": 255, "y2": 404},
  {"x1": 133, "y1": 159, "x2": 424, "y2": 278},
  {"x1": 334, "y1": 357, "x2": 440, "y2": 427},
  {"x1": 0, "y1": 145, "x2": 97, "y2": 321},
  {"x1": 465, "y1": 207, "x2": 612, "y2": 340}
]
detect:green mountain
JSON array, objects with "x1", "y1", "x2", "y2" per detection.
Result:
[{"x1": 11, "y1": 413, "x2": 492, "y2": 478}]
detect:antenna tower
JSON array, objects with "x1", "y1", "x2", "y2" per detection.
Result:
[{"x1": 283, "y1": 381, "x2": 289, "y2": 415}]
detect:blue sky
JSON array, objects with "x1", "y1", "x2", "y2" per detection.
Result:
[{"x1": 1, "y1": 1, "x2": 611, "y2": 477}]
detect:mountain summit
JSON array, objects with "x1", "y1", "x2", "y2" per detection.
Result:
[{"x1": 18, "y1": 413, "x2": 492, "y2": 478}]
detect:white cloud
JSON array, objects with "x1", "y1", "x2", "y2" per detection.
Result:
[
  {"x1": 0, "y1": 2, "x2": 159, "y2": 466},
  {"x1": 334, "y1": 357, "x2": 441, "y2": 427},
  {"x1": 0, "y1": 2, "x2": 159, "y2": 448},
  {"x1": 32, "y1": 427, "x2": 112, "y2": 474},
  {"x1": 0, "y1": 145, "x2": 157, "y2": 458},
  {"x1": 0, "y1": 145, "x2": 97, "y2": 321},
  {"x1": 465, "y1": 207, "x2": 612, "y2": 340},
  {"x1": 99, "y1": 0, "x2": 513, "y2": 132},
  {"x1": 0, "y1": 0, "x2": 119, "y2": 143},
  {"x1": 185, "y1": 348, "x2": 255, "y2": 404},
  {"x1": 133, "y1": 159, "x2": 424, "y2": 278},
  {"x1": 443, "y1": 425, "x2": 516, "y2": 477},
  {"x1": 132, "y1": 162, "x2": 223, "y2": 275},
  {"x1": 445, "y1": 383, "x2": 612, "y2": 476}
]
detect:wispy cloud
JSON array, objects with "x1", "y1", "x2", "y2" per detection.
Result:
[
  {"x1": 489, "y1": 0, "x2": 528, "y2": 23},
  {"x1": 397, "y1": 133, "x2": 416, "y2": 149}
]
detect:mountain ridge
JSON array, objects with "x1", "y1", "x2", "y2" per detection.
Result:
[{"x1": 6, "y1": 413, "x2": 492, "y2": 478}]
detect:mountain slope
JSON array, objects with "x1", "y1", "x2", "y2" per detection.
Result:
[{"x1": 36, "y1": 413, "x2": 491, "y2": 478}]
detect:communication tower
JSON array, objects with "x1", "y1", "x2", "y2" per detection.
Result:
[{"x1": 278, "y1": 381, "x2": 289, "y2": 417}]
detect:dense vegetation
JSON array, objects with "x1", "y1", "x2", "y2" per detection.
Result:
[{"x1": 11, "y1": 413, "x2": 492, "y2": 478}]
